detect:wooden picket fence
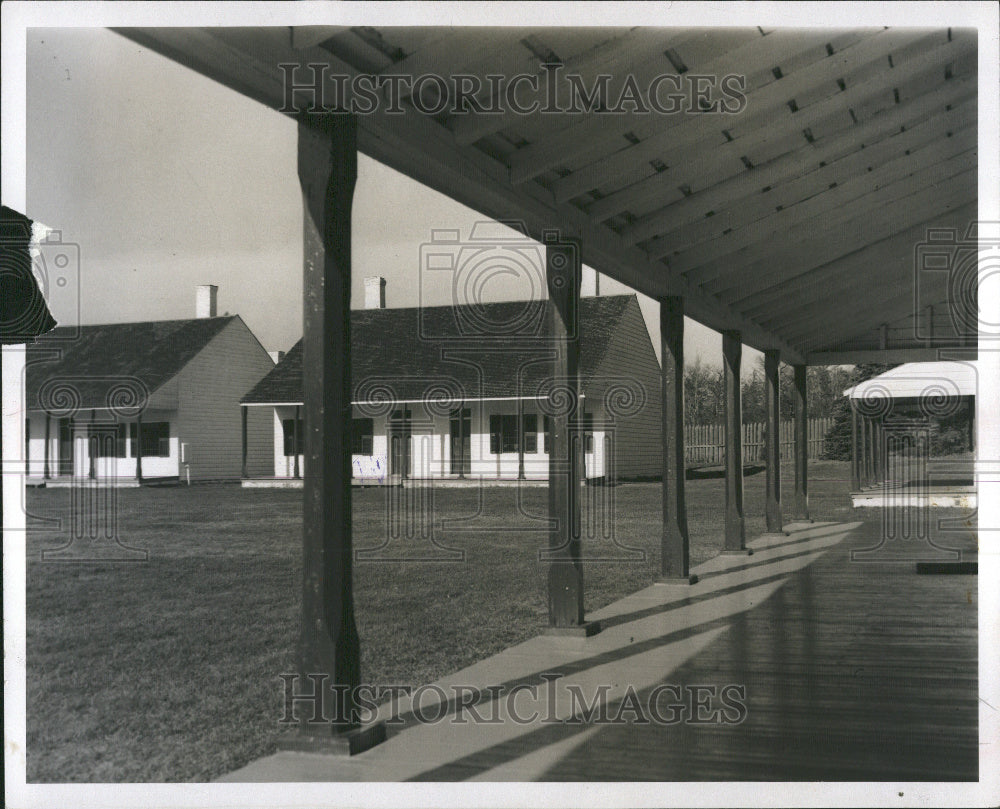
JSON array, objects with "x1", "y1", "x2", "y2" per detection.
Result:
[{"x1": 684, "y1": 417, "x2": 835, "y2": 466}]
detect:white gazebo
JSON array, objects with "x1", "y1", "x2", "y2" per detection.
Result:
[{"x1": 845, "y1": 360, "x2": 977, "y2": 507}]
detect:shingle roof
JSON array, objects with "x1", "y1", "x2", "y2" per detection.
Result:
[
  {"x1": 26, "y1": 317, "x2": 236, "y2": 411},
  {"x1": 242, "y1": 295, "x2": 639, "y2": 405}
]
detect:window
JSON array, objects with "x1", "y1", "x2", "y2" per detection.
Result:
[
  {"x1": 489, "y1": 413, "x2": 538, "y2": 454},
  {"x1": 543, "y1": 415, "x2": 551, "y2": 454},
  {"x1": 282, "y1": 418, "x2": 304, "y2": 457},
  {"x1": 489, "y1": 414, "x2": 517, "y2": 454},
  {"x1": 130, "y1": 422, "x2": 171, "y2": 457},
  {"x1": 523, "y1": 414, "x2": 538, "y2": 453},
  {"x1": 352, "y1": 418, "x2": 374, "y2": 455}
]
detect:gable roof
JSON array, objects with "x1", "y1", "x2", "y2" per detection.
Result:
[
  {"x1": 242, "y1": 295, "x2": 642, "y2": 405},
  {"x1": 26, "y1": 316, "x2": 237, "y2": 411}
]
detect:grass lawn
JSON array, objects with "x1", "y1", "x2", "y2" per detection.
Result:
[{"x1": 25, "y1": 461, "x2": 858, "y2": 782}]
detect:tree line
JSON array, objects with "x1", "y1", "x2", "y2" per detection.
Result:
[{"x1": 683, "y1": 357, "x2": 854, "y2": 426}]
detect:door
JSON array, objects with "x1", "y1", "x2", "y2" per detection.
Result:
[
  {"x1": 58, "y1": 418, "x2": 74, "y2": 476},
  {"x1": 449, "y1": 408, "x2": 471, "y2": 475},
  {"x1": 388, "y1": 409, "x2": 411, "y2": 478}
]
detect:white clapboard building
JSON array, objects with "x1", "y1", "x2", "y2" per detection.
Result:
[
  {"x1": 25, "y1": 286, "x2": 275, "y2": 485},
  {"x1": 241, "y1": 281, "x2": 662, "y2": 486}
]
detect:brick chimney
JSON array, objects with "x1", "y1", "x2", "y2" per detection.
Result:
[
  {"x1": 580, "y1": 266, "x2": 600, "y2": 297},
  {"x1": 364, "y1": 276, "x2": 386, "y2": 309},
  {"x1": 196, "y1": 285, "x2": 218, "y2": 318}
]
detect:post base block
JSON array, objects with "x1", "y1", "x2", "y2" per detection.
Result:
[
  {"x1": 543, "y1": 620, "x2": 601, "y2": 638},
  {"x1": 719, "y1": 548, "x2": 754, "y2": 556},
  {"x1": 277, "y1": 721, "x2": 387, "y2": 756},
  {"x1": 655, "y1": 574, "x2": 699, "y2": 585}
]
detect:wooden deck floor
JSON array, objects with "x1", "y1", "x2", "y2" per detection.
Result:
[{"x1": 220, "y1": 517, "x2": 978, "y2": 782}]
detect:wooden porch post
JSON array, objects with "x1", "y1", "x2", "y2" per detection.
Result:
[
  {"x1": 874, "y1": 418, "x2": 883, "y2": 487},
  {"x1": 545, "y1": 238, "x2": 598, "y2": 636},
  {"x1": 44, "y1": 414, "x2": 51, "y2": 479},
  {"x1": 968, "y1": 397, "x2": 975, "y2": 452},
  {"x1": 658, "y1": 295, "x2": 695, "y2": 583},
  {"x1": 764, "y1": 349, "x2": 783, "y2": 533},
  {"x1": 241, "y1": 406, "x2": 248, "y2": 479},
  {"x1": 135, "y1": 414, "x2": 144, "y2": 484},
  {"x1": 293, "y1": 404, "x2": 301, "y2": 479},
  {"x1": 286, "y1": 111, "x2": 384, "y2": 753},
  {"x1": 791, "y1": 364, "x2": 810, "y2": 520},
  {"x1": 850, "y1": 404, "x2": 861, "y2": 490},
  {"x1": 517, "y1": 397, "x2": 526, "y2": 480},
  {"x1": 88, "y1": 409, "x2": 96, "y2": 479},
  {"x1": 722, "y1": 331, "x2": 747, "y2": 553},
  {"x1": 866, "y1": 417, "x2": 876, "y2": 489},
  {"x1": 457, "y1": 403, "x2": 466, "y2": 479}
]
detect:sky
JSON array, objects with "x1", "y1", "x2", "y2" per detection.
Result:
[{"x1": 26, "y1": 26, "x2": 750, "y2": 368}]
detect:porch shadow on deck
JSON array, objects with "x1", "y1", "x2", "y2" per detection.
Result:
[{"x1": 219, "y1": 518, "x2": 977, "y2": 782}]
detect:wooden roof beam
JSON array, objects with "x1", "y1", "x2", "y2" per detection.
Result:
[
  {"x1": 675, "y1": 147, "x2": 976, "y2": 287},
  {"x1": 733, "y1": 202, "x2": 977, "y2": 318},
  {"x1": 705, "y1": 169, "x2": 976, "y2": 306},
  {"x1": 511, "y1": 27, "x2": 959, "y2": 185},
  {"x1": 510, "y1": 28, "x2": 883, "y2": 186},
  {"x1": 620, "y1": 86, "x2": 974, "y2": 243}
]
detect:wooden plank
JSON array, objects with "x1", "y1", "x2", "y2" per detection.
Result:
[
  {"x1": 628, "y1": 93, "x2": 974, "y2": 249},
  {"x1": 291, "y1": 27, "x2": 351, "y2": 51},
  {"x1": 503, "y1": 28, "x2": 778, "y2": 186},
  {"x1": 659, "y1": 296, "x2": 693, "y2": 582},
  {"x1": 448, "y1": 28, "x2": 657, "y2": 145},
  {"x1": 772, "y1": 263, "x2": 962, "y2": 343},
  {"x1": 666, "y1": 134, "x2": 976, "y2": 282},
  {"x1": 747, "y1": 210, "x2": 965, "y2": 331},
  {"x1": 550, "y1": 28, "x2": 876, "y2": 203},
  {"x1": 517, "y1": 27, "x2": 966, "y2": 187},
  {"x1": 698, "y1": 161, "x2": 977, "y2": 299},
  {"x1": 597, "y1": 71, "x2": 974, "y2": 229},
  {"x1": 734, "y1": 202, "x2": 977, "y2": 317},
  {"x1": 509, "y1": 28, "x2": 890, "y2": 184}
]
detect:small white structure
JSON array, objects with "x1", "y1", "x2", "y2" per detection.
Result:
[
  {"x1": 25, "y1": 289, "x2": 275, "y2": 485},
  {"x1": 242, "y1": 291, "x2": 662, "y2": 486},
  {"x1": 844, "y1": 360, "x2": 977, "y2": 507}
]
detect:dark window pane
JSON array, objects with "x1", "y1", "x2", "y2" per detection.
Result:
[
  {"x1": 489, "y1": 415, "x2": 501, "y2": 454},
  {"x1": 138, "y1": 421, "x2": 170, "y2": 457},
  {"x1": 282, "y1": 419, "x2": 304, "y2": 456},
  {"x1": 352, "y1": 417, "x2": 374, "y2": 455},
  {"x1": 523, "y1": 413, "x2": 538, "y2": 453}
]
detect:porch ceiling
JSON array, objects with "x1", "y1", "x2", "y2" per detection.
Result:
[{"x1": 114, "y1": 26, "x2": 978, "y2": 365}]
